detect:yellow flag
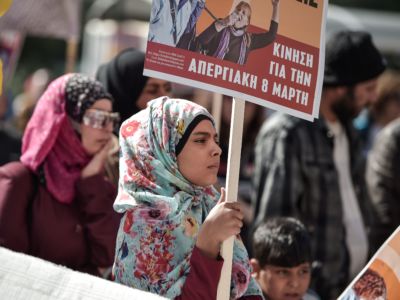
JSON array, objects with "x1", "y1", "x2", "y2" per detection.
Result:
[{"x1": 0, "y1": 0, "x2": 13, "y2": 17}]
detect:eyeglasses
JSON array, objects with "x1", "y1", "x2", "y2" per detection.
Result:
[{"x1": 82, "y1": 109, "x2": 120, "y2": 130}]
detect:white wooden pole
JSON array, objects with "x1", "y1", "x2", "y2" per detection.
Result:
[
  {"x1": 217, "y1": 97, "x2": 245, "y2": 300},
  {"x1": 211, "y1": 93, "x2": 223, "y2": 135}
]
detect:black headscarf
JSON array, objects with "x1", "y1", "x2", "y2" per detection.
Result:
[{"x1": 96, "y1": 48, "x2": 149, "y2": 124}]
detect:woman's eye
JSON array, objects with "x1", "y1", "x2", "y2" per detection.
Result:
[
  {"x1": 145, "y1": 87, "x2": 158, "y2": 94},
  {"x1": 194, "y1": 139, "x2": 206, "y2": 144}
]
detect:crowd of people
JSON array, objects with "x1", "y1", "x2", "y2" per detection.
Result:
[{"x1": 0, "y1": 18, "x2": 399, "y2": 300}]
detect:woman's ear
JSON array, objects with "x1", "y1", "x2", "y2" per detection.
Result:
[{"x1": 250, "y1": 258, "x2": 261, "y2": 278}]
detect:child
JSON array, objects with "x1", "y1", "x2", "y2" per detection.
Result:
[
  {"x1": 251, "y1": 217, "x2": 320, "y2": 300},
  {"x1": 112, "y1": 96, "x2": 263, "y2": 299}
]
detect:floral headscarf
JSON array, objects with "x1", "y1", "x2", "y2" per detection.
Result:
[
  {"x1": 113, "y1": 97, "x2": 262, "y2": 299},
  {"x1": 20, "y1": 73, "x2": 113, "y2": 204}
]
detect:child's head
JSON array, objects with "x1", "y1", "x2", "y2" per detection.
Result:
[{"x1": 251, "y1": 217, "x2": 312, "y2": 300}]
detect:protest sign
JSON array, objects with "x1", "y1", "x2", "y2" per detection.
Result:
[
  {"x1": 338, "y1": 226, "x2": 400, "y2": 300},
  {"x1": 144, "y1": 0, "x2": 328, "y2": 121}
]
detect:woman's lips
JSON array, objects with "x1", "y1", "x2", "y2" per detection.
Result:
[{"x1": 208, "y1": 163, "x2": 220, "y2": 169}]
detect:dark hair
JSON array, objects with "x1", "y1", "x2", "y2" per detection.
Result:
[{"x1": 252, "y1": 217, "x2": 312, "y2": 268}]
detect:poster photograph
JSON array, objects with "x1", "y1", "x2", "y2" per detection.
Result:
[{"x1": 144, "y1": 0, "x2": 327, "y2": 121}]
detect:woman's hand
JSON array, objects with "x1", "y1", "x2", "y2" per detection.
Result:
[
  {"x1": 196, "y1": 188, "x2": 244, "y2": 258},
  {"x1": 81, "y1": 139, "x2": 112, "y2": 179}
]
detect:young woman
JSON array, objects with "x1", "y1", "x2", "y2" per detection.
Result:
[
  {"x1": 113, "y1": 96, "x2": 263, "y2": 299},
  {"x1": 0, "y1": 73, "x2": 121, "y2": 277}
]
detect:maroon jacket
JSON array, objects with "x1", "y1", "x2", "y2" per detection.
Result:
[{"x1": 0, "y1": 161, "x2": 120, "y2": 275}]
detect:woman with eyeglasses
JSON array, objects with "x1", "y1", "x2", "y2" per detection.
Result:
[{"x1": 0, "y1": 73, "x2": 121, "y2": 278}]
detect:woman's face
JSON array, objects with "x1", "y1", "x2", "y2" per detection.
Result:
[
  {"x1": 177, "y1": 119, "x2": 221, "y2": 187},
  {"x1": 136, "y1": 78, "x2": 172, "y2": 109},
  {"x1": 80, "y1": 99, "x2": 114, "y2": 155},
  {"x1": 234, "y1": 5, "x2": 251, "y2": 29}
]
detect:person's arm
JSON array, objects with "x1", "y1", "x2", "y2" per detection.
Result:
[
  {"x1": 175, "y1": 246, "x2": 224, "y2": 300},
  {"x1": 76, "y1": 139, "x2": 120, "y2": 272},
  {"x1": 249, "y1": 0, "x2": 279, "y2": 50},
  {"x1": 75, "y1": 174, "x2": 120, "y2": 270},
  {"x1": 271, "y1": 0, "x2": 280, "y2": 23},
  {"x1": 176, "y1": 246, "x2": 262, "y2": 300},
  {"x1": 248, "y1": 1, "x2": 279, "y2": 51},
  {"x1": 77, "y1": 140, "x2": 119, "y2": 272}
]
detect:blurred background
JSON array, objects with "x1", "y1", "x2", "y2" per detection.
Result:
[{"x1": 1, "y1": 0, "x2": 400, "y2": 115}]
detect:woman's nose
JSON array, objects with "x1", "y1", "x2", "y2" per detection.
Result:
[{"x1": 212, "y1": 143, "x2": 222, "y2": 156}]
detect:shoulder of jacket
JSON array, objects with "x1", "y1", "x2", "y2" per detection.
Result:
[
  {"x1": 0, "y1": 161, "x2": 34, "y2": 184},
  {"x1": 382, "y1": 118, "x2": 400, "y2": 138},
  {"x1": 259, "y1": 113, "x2": 309, "y2": 138}
]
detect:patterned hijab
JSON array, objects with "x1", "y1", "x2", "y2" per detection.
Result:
[
  {"x1": 20, "y1": 73, "x2": 113, "y2": 204},
  {"x1": 113, "y1": 97, "x2": 262, "y2": 299}
]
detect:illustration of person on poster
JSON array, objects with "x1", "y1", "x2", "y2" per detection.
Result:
[{"x1": 196, "y1": 0, "x2": 279, "y2": 65}]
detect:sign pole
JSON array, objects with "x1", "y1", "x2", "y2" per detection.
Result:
[
  {"x1": 217, "y1": 97, "x2": 245, "y2": 300},
  {"x1": 211, "y1": 92, "x2": 223, "y2": 135}
]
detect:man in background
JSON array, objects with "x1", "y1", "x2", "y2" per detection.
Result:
[{"x1": 251, "y1": 30, "x2": 386, "y2": 299}]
